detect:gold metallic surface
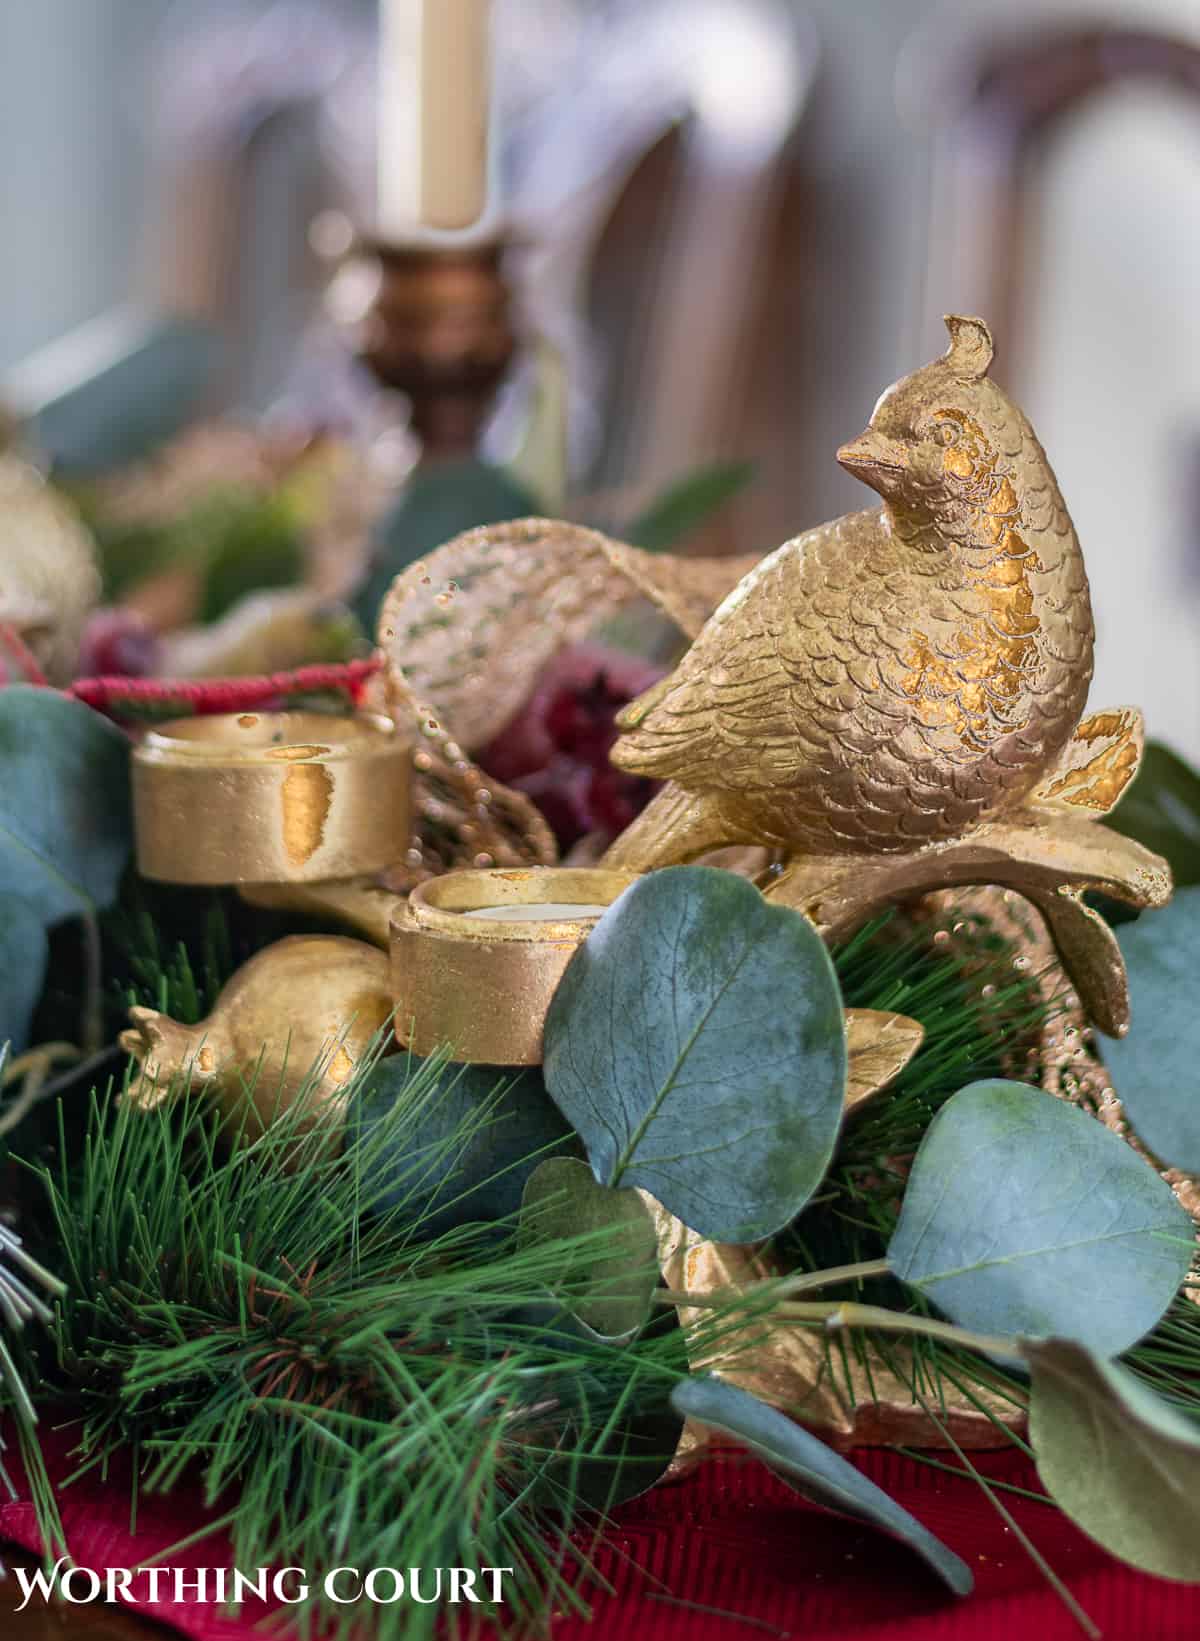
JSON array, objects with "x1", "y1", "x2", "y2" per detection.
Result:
[
  {"x1": 0, "y1": 451, "x2": 101, "y2": 683},
  {"x1": 358, "y1": 242, "x2": 516, "y2": 458},
  {"x1": 647, "y1": 1212, "x2": 1023, "y2": 1457},
  {"x1": 843, "y1": 1009, "x2": 926, "y2": 1114},
  {"x1": 373, "y1": 517, "x2": 755, "y2": 754},
  {"x1": 119, "y1": 935, "x2": 393, "y2": 1141},
  {"x1": 239, "y1": 876, "x2": 402, "y2": 947},
  {"x1": 390, "y1": 866, "x2": 641, "y2": 1065},
  {"x1": 603, "y1": 317, "x2": 1172, "y2": 1035},
  {"x1": 132, "y1": 711, "x2": 412, "y2": 885}
]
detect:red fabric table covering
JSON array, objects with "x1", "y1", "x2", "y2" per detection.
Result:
[{"x1": 1, "y1": 1429, "x2": 1196, "y2": 1639}]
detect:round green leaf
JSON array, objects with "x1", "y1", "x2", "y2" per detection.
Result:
[
  {"x1": 0, "y1": 688, "x2": 132, "y2": 924},
  {"x1": 671, "y1": 1376, "x2": 972, "y2": 1596},
  {"x1": 520, "y1": 1157, "x2": 659, "y2": 1338},
  {"x1": 1027, "y1": 1337, "x2": 1200, "y2": 1582},
  {"x1": 354, "y1": 459, "x2": 537, "y2": 628},
  {"x1": 1102, "y1": 888, "x2": 1200, "y2": 1172},
  {"x1": 888, "y1": 1080, "x2": 1192, "y2": 1356},
  {"x1": 543, "y1": 866, "x2": 846, "y2": 1242},
  {"x1": 355, "y1": 1055, "x2": 574, "y2": 1235},
  {"x1": 0, "y1": 899, "x2": 49, "y2": 1053}
]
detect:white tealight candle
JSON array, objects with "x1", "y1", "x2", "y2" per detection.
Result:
[
  {"x1": 465, "y1": 903, "x2": 609, "y2": 922},
  {"x1": 377, "y1": 0, "x2": 492, "y2": 239}
]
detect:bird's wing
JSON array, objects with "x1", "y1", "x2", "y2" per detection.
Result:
[{"x1": 613, "y1": 510, "x2": 896, "y2": 792}]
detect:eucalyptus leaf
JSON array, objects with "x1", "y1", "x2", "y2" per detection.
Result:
[
  {"x1": 888, "y1": 1080, "x2": 1192, "y2": 1356},
  {"x1": 533, "y1": 1305, "x2": 686, "y2": 1511},
  {"x1": 1026, "y1": 1337, "x2": 1200, "y2": 1582},
  {"x1": 0, "y1": 689, "x2": 132, "y2": 924},
  {"x1": 0, "y1": 900, "x2": 49, "y2": 1053},
  {"x1": 353, "y1": 459, "x2": 538, "y2": 628},
  {"x1": 1106, "y1": 741, "x2": 1200, "y2": 888},
  {"x1": 520, "y1": 1157, "x2": 659, "y2": 1338},
  {"x1": 354, "y1": 1054, "x2": 574, "y2": 1235},
  {"x1": 8, "y1": 310, "x2": 223, "y2": 474},
  {"x1": 626, "y1": 461, "x2": 755, "y2": 554},
  {"x1": 543, "y1": 866, "x2": 846, "y2": 1242},
  {"x1": 671, "y1": 1376, "x2": 972, "y2": 1596},
  {"x1": 1102, "y1": 888, "x2": 1200, "y2": 1172}
]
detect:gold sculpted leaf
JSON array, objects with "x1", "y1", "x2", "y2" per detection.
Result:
[{"x1": 1034, "y1": 707, "x2": 1145, "y2": 817}]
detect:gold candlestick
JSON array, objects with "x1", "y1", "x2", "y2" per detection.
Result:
[{"x1": 357, "y1": 240, "x2": 516, "y2": 459}]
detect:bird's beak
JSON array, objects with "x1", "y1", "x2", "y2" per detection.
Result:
[{"x1": 836, "y1": 430, "x2": 908, "y2": 477}]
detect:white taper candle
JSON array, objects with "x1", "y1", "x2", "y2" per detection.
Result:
[{"x1": 377, "y1": 0, "x2": 492, "y2": 240}]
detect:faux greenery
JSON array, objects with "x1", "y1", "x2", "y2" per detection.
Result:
[
  {"x1": 1102, "y1": 886, "x2": 1200, "y2": 1172},
  {"x1": 543, "y1": 868, "x2": 846, "y2": 1241},
  {"x1": 0, "y1": 688, "x2": 132, "y2": 1052},
  {"x1": 17, "y1": 1061, "x2": 701, "y2": 1641},
  {"x1": 3, "y1": 735, "x2": 1200, "y2": 1635}
]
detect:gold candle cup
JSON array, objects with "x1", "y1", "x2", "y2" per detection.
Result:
[
  {"x1": 132, "y1": 711, "x2": 412, "y2": 885},
  {"x1": 390, "y1": 866, "x2": 640, "y2": 1065}
]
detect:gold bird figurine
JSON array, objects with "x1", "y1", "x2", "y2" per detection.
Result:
[{"x1": 605, "y1": 316, "x2": 1170, "y2": 1035}]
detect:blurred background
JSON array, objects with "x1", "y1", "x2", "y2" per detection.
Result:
[{"x1": 0, "y1": 0, "x2": 1197, "y2": 758}]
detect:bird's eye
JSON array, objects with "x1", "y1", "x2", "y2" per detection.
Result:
[{"x1": 936, "y1": 423, "x2": 956, "y2": 447}]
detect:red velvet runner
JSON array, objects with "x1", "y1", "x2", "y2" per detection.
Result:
[{"x1": 1, "y1": 1428, "x2": 1196, "y2": 1639}]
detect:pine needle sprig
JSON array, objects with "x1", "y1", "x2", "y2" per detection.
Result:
[{"x1": 11, "y1": 1054, "x2": 746, "y2": 1640}]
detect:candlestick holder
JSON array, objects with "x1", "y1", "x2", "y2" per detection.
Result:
[
  {"x1": 132, "y1": 710, "x2": 412, "y2": 885},
  {"x1": 356, "y1": 238, "x2": 517, "y2": 459},
  {"x1": 390, "y1": 865, "x2": 640, "y2": 1065}
]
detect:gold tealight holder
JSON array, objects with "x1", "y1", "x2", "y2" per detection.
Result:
[
  {"x1": 132, "y1": 711, "x2": 412, "y2": 885},
  {"x1": 390, "y1": 866, "x2": 640, "y2": 1065}
]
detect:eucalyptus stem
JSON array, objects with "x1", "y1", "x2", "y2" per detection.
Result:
[
  {"x1": 786, "y1": 1301, "x2": 1019, "y2": 1362},
  {"x1": 654, "y1": 1256, "x2": 889, "y2": 1312},
  {"x1": 655, "y1": 1284, "x2": 1021, "y2": 1364},
  {"x1": 772, "y1": 1258, "x2": 890, "y2": 1298}
]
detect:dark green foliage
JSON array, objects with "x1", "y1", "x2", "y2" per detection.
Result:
[
  {"x1": 544, "y1": 867, "x2": 846, "y2": 1241},
  {"x1": 625, "y1": 461, "x2": 755, "y2": 554},
  {"x1": 0, "y1": 904, "x2": 48, "y2": 1055},
  {"x1": 354, "y1": 1053, "x2": 575, "y2": 1235},
  {"x1": 13, "y1": 1061, "x2": 722, "y2": 1641},
  {"x1": 0, "y1": 689, "x2": 132, "y2": 1050},
  {"x1": 353, "y1": 460, "x2": 538, "y2": 630},
  {"x1": 0, "y1": 689, "x2": 131, "y2": 926},
  {"x1": 1103, "y1": 887, "x2": 1200, "y2": 1172},
  {"x1": 81, "y1": 485, "x2": 305, "y2": 618},
  {"x1": 1105, "y1": 741, "x2": 1200, "y2": 887}
]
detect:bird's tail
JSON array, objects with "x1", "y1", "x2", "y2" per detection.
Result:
[{"x1": 603, "y1": 781, "x2": 736, "y2": 870}]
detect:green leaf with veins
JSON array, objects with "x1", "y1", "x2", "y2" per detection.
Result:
[
  {"x1": 1026, "y1": 1337, "x2": 1200, "y2": 1581},
  {"x1": 543, "y1": 866, "x2": 846, "y2": 1243},
  {"x1": 0, "y1": 688, "x2": 131, "y2": 924},
  {"x1": 520, "y1": 1157, "x2": 659, "y2": 1338},
  {"x1": 1101, "y1": 887, "x2": 1200, "y2": 1173},
  {"x1": 0, "y1": 901, "x2": 49, "y2": 1053},
  {"x1": 888, "y1": 1080, "x2": 1192, "y2": 1356}
]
